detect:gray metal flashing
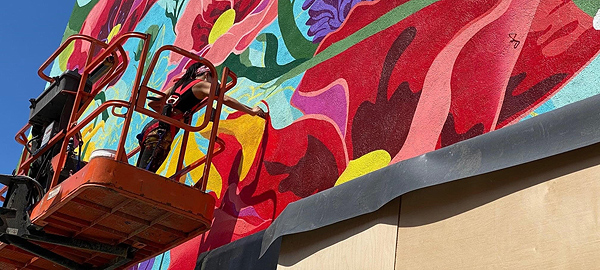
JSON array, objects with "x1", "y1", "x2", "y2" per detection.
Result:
[
  {"x1": 259, "y1": 93, "x2": 600, "y2": 256},
  {"x1": 195, "y1": 230, "x2": 281, "y2": 270}
]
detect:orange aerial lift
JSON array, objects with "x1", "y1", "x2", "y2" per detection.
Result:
[{"x1": 0, "y1": 32, "x2": 234, "y2": 269}]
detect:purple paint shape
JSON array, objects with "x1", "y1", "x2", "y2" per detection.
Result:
[
  {"x1": 130, "y1": 257, "x2": 154, "y2": 270},
  {"x1": 238, "y1": 206, "x2": 261, "y2": 218},
  {"x1": 303, "y1": 0, "x2": 372, "y2": 43},
  {"x1": 291, "y1": 83, "x2": 348, "y2": 136},
  {"x1": 165, "y1": 61, "x2": 187, "y2": 86},
  {"x1": 132, "y1": 0, "x2": 143, "y2": 10},
  {"x1": 252, "y1": 0, "x2": 270, "y2": 14}
]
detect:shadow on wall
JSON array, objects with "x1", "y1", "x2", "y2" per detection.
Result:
[
  {"x1": 278, "y1": 198, "x2": 400, "y2": 267},
  {"x1": 399, "y1": 142, "x2": 600, "y2": 227}
]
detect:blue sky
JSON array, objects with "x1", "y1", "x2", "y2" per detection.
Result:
[{"x1": 0, "y1": 1, "x2": 75, "y2": 175}]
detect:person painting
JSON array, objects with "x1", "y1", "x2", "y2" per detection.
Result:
[{"x1": 136, "y1": 62, "x2": 266, "y2": 172}]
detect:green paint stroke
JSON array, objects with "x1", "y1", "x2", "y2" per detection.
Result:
[
  {"x1": 268, "y1": 0, "x2": 439, "y2": 94},
  {"x1": 278, "y1": 0, "x2": 318, "y2": 59},
  {"x1": 573, "y1": 0, "x2": 600, "y2": 17},
  {"x1": 134, "y1": 25, "x2": 163, "y2": 73},
  {"x1": 95, "y1": 91, "x2": 109, "y2": 121},
  {"x1": 165, "y1": 0, "x2": 187, "y2": 34},
  {"x1": 239, "y1": 49, "x2": 253, "y2": 67},
  {"x1": 63, "y1": 0, "x2": 101, "y2": 42},
  {"x1": 219, "y1": 33, "x2": 307, "y2": 83}
]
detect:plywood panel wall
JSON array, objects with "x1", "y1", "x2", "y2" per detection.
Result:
[
  {"x1": 278, "y1": 198, "x2": 400, "y2": 270},
  {"x1": 396, "y1": 145, "x2": 600, "y2": 269}
]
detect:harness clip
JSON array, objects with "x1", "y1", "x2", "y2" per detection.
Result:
[{"x1": 166, "y1": 95, "x2": 180, "y2": 106}]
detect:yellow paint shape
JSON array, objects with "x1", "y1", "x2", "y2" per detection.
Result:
[
  {"x1": 202, "y1": 163, "x2": 222, "y2": 197},
  {"x1": 157, "y1": 135, "x2": 180, "y2": 177},
  {"x1": 200, "y1": 114, "x2": 266, "y2": 183},
  {"x1": 208, "y1": 9, "x2": 236, "y2": 44},
  {"x1": 81, "y1": 121, "x2": 105, "y2": 160},
  {"x1": 335, "y1": 150, "x2": 391, "y2": 186},
  {"x1": 156, "y1": 113, "x2": 266, "y2": 196},
  {"x1": 158, "y1": 133, "x2": 223, "y2": 198},
  {"x1": 183, "y1": 134, "x2": 223, "y2": 198},
  {"x1": 58, "y1": 42, "x2": 75, "y2": 71},
  {"x1": 107, "y1": 24, "x2": 121, "y2": 43}
]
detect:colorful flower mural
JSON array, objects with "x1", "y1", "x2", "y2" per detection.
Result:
[
  {"x1": 67, "y1": 0, "x2": 158, "y2": 70},
  {"x1": 52, "y1": 0, "x2": 600, "y2": 269}
]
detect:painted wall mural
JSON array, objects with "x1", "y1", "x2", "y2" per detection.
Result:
[{"x1": 53, "y1": 0, "x2": 600, "y2": 269}]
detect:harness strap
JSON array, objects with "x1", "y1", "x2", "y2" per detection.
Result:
[
  {"x1": 186, "y1": 82, "x2": 219, "y2": 115},
  {"x1": 171, "y1": 79, "x2": 204, "y2": 98},
  {"x1": 162, "y1": 78, "x2": 205, "y2": 115}
]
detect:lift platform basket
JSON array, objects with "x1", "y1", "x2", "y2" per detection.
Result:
[{"x1": 0, "y1": 157, "x2": 215, "y2": 270}]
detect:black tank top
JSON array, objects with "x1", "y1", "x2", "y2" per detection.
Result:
[{"x1": 173, "y1": 80, "x2": 204, "y2": 113}]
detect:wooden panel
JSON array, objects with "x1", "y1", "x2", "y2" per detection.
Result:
[
  {"x1": 278, "y1": 198, "x2": 400, "y2": 270},
  {"x1": 396, "y1": 144, "x2": 600, "y2": 269}
]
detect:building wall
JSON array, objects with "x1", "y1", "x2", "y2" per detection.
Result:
[
  {"x1": 396, "y1": 142, "x2": 600, "y2": 269},
  {"x1": 277, "y1": 143, "x2": 600, "y2": 269},
  {"x1": 278, "y1": 198, "x2": 400, "y2": 270},
  {"x1": 55, "y1": 0, "x2": 600, "y2": 268}
]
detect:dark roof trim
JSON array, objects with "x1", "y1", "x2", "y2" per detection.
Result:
[
  {"x1": 196, "y1": 230, "x2": 281, "y2": 270},
  {"x1": 260, "y1": 94, "x2": 600, "y2": 256}
]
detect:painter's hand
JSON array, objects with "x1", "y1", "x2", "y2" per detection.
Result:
[{"x1": 251, "y1": 106, "x2": 267, "y2": 119}]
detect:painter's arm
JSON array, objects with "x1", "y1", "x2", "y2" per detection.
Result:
[
  {"x1": 148, "y1": 86, "x2": 173, "y2": 112},
  {"x1": 192, "y1": 83, "x2": 266, "y2": 118}
]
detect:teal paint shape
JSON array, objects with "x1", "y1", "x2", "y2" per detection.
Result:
[
  {"x1": 221, "y1": 32, "x2": 308, "y2": 83},
  {"x1": 261, "y1": 18, "x2": 297, "y2": 66},
  {"x1": 551, "y1": 53, "x2": 600, "y2": 109},
  {"x1": 245, "y1": 18, "x2": 297, "y2": 66},
  {"x1": 293, "y1": 0, "x2": 312, "y2": 41},
  {"x1": 265, "y1": 72, "x2": 305, "y2": 129},
  {"x1": 521, "y1": 99, "x2": 556, "y2": 121},
  {"x1": 77, "y1": 0, "x2": 93, "y2": 6},
  {"x1": 151, "y1": 251, "x2": 171, "y2": 270},
  {"x1": 49, "y1": 58, "x2": 66, "y2": 77}
]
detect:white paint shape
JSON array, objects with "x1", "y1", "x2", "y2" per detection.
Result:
[
  {"x1": 77, "y1": 0, "x2": 92, "y2": 7},
  {"x1": 594, "y1": 9, "x2": 600, "y2": 30}
]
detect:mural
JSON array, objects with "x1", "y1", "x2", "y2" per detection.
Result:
[{"x1": 53, "y1": 0, "x2": 600, "y2": 269}]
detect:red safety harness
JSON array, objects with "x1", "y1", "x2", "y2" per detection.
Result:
[{"x1": 139, "y1": 79, "x2": 209, "y2": 143}]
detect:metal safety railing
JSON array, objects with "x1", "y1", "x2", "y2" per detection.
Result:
[
  {"x1": 10, "y1": 32, "x2": 231, "y2": 198},
  {"x1": 14, "y1": 34, "x2": 128, "y2": 176},
  {"x1": 129, "y1": 44, "x2": 234, "y2": 188}
]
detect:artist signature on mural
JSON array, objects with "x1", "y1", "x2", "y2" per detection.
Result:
[{"x1": 509, "y1": 33, "x2": 520, "y2": 49}]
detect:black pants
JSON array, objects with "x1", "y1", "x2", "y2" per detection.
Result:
[{"x1": 136, "y1": 124, "x2": 175, "y2": 173}]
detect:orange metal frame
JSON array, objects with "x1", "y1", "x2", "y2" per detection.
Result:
[
  {"x1": 21, "y1": 157, "x2": 216, "y2": 269},
  {"x1": 135, "y1": 45, "x2": 234, "y2": 186},
  {"x1": 0, "y1": 32, "x2": 234, "y2": 269},
  {"x1": 0, "y1": 186, "x2": 6, "y2": 203},
  {"x1": 9, "y1": 32, "x2": 232, "y2": 198},
  {"x1": 14, "y1": 34, "x2": 131, "y2": 182}
]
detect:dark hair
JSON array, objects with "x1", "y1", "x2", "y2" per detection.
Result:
[{"x1": 172, "y1": 62, "x2": 206, "y2": 93}]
